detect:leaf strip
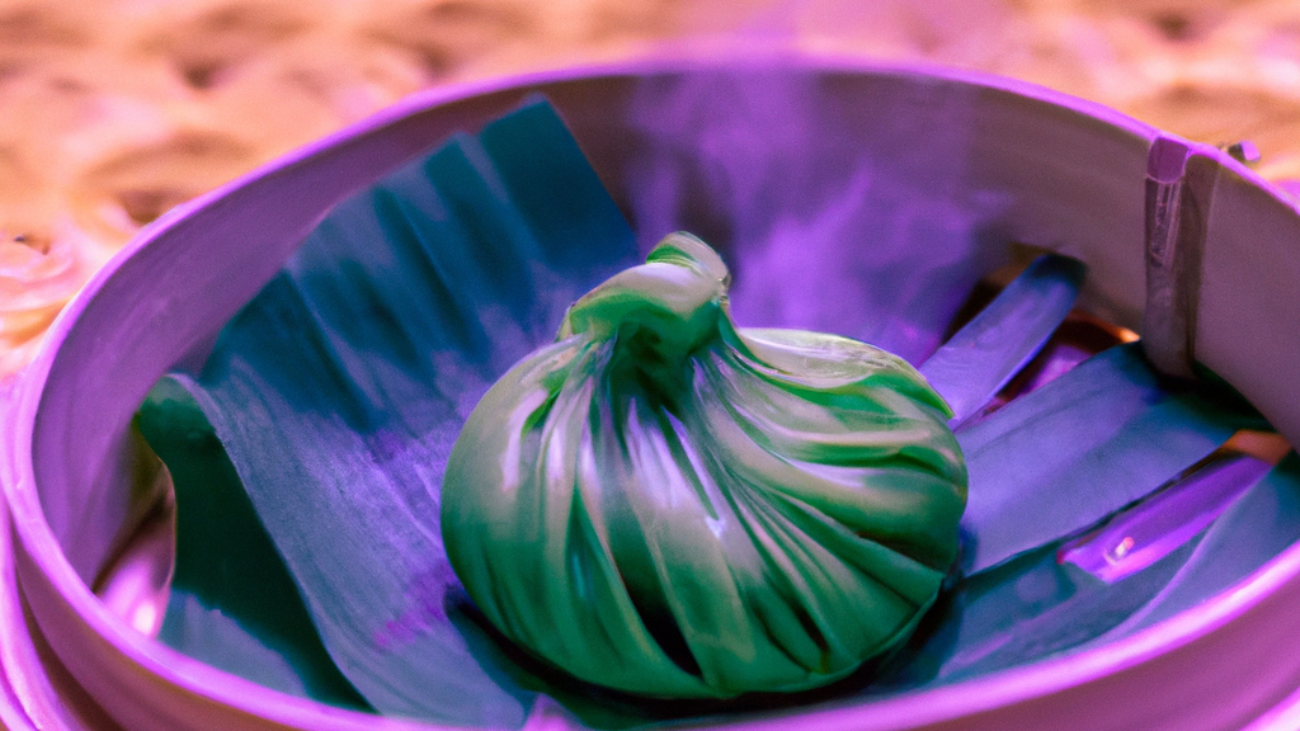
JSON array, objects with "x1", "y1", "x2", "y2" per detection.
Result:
[
  {"x1": 920, "y1": 254, "x2": 1085, "y2": 425},
  {"x1": 959, "y1": 343, "x2": 1263, "y2": 574}
]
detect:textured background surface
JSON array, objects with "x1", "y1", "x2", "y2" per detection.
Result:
[{"x1": 2, "y1": 0, "x2": 1299, "y2": 376}]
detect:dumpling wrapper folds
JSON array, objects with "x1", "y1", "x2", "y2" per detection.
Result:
[{"x1": 441, "y1": 233, "x2": 969, "y2": 699}]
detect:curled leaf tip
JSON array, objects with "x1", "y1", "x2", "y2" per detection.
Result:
[{"x1": 443, "y1": 235, "x2": 967, "y2": 699}]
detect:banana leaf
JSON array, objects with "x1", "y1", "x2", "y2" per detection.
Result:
[
  {"x1": 875, "y1": 450, "x2": 1300, "y2": 691},
  {"x1": 153, "y1": 98, "x2": 640, "y2": 726},
  {"x1": 138, "y1": 379, "x2": 367, "y2": 708},
  {"x1": 1081, "y1": 451, "x2": 1300, "y2": 643},
  {"x1": 875, "y1": 535, "x2": 1202, "y2": 689},
  {"x1": 1060, "y1": 452, "x2": 1275, "y2": 583},
  {"x1": 920, "y1": 253, "x2": 1085, "y2": 425},
  {"x1": 957, "y1": 343, "x2": 1266, "y2": 573}
]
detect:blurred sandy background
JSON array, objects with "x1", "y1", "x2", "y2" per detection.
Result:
[{"x1": 2, "y1": 0, "x2": 1299, "y2": 377}]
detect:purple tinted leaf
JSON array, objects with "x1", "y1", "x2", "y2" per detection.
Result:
[
  {"x1": 1061, "y1": 453, "x2": 1273, "y2": 583},
  {"x1": 921, "y1": 254, "x2": 1085, "y2": 426},
  {"x1": 958, "y1": 343, "x2": 1263, "y2": 573}
]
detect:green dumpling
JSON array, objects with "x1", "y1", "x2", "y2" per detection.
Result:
[{"x1": 441, "y1": 233, "x2": 967, "y2": 699}]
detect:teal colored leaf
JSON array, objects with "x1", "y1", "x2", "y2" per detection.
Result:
[
  {"x1": 162, "y1": 98, "x2": 641, "y2": 726},
  {"x1": 874, "y1": 533, "x2": 1203, "y2": 690},
  {"x1": 958, "y1": 343, "x2": 1265, "y2": 574},
  {"x1": 138, "y1": 379, "x2": 368, "y2": 709},
  {"x1": 158, "y1": 594, "x2": 336, "y2": 701},
  {"x1": 921, "y1": 254, "x2": 1085, "y2": 425},
  {"x1": 1080, "y1": 451, "x2": 1300, "y2": 643},
  {"x1": 875, "y1": 451, "x2": 1300, "y2": 691},
  {"x1": 1059, "y1": 452, "x2": 1274, "y2": 583}
]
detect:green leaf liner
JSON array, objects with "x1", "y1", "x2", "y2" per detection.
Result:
[
  {"x1": 957, "y1": 343, "x2": 1266, "y2": 573},
  {"x1": 875, "y1": 451, "x2": 1300, "y2": 691},
  {"x1": 878, "y1": 534, "x2": 1203, "y2": 689},
  {"x1": 920, "y1": 253, "x2": 1085, "y2": 426},
  {"x1": 1082, "y1": 451, "x2": 1300, "y2": 642},
  {"x1": 442, "y1": 233, "x2": 967, "y2": 699},
  {"x1": 1059, "y1": 452, "x2": 1275, "y2": 583},
  {"x1": 161, "y1": 98, "x2": 640, "y2": 725},
  {"x1": 138, "y1": 380, "x2": 368, "y2": 708}
]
